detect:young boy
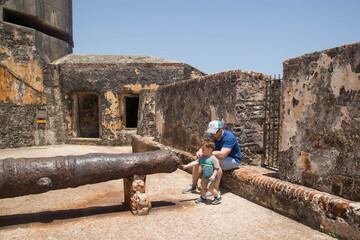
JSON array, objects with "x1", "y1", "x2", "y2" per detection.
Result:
[{"x1": 182, "y1": 138, "x2": 222, "y2": 205}]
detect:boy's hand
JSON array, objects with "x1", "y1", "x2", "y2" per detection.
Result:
[
  {"x1": 209, "y1": 175, "x2": 215, "y2": 182},
  {"x1": 181, "y1": 165, "x2": 187, "y2": 170}
]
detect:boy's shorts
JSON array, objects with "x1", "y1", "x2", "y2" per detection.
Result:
[{"x1": 201, "y1": 176, "x2": 216, "y2": 190}]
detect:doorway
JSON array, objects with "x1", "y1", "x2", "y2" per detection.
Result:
[
  {"x1": 77, "y1": 93, "x2": 100, "y2": 138},
  {"x1": 119, "y1": 92, "x2": 140, "y2": 129},
  {"x1": 125, "y1": 96, "x2": 139, "y2": 128}
]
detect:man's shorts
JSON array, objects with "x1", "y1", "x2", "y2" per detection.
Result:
[
  {"x1": 220, "y1": 156, "x2": 241, "y2": 170},
  {"x1": 201, "y1": 176, "x2": 216, "y2": 190}
]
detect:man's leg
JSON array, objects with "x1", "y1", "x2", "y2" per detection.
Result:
[
  {"x1": 221, "y1": 156, "x2": 240, "y2": 170},
  {"x1": 214, "y1": 166, "x2": 222, "y2": 190},
  {"x1": 214, "y1": 157, "x2": 239, "y2": 191},
  {"x1": 192, "y1": 164, "x2": 202, "y2": 186},
  {"x1": 183, "y1": 164, "x2": 202, "y2": 193}
]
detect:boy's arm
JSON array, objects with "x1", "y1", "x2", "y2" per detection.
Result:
[
  {"x1": 209, "y1": 168, "x2": 219, "y2": 182},
  {"x1": 182, "y1": 160, "x2": 199, "y2": 169}
]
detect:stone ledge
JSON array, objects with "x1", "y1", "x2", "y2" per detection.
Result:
[
  {"x1": 131, "y1": 135, "x2": 360, "y2": 240},
  {"x1": 66, "y1": 138, "x2": 103, "y2": 145},
  {"x1": 221, "y1": 167, "x2": 360, "y2": 240}
]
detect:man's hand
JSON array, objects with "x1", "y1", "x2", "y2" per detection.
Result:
[
  {"x1": 195, "y1": 149, "x2": 203, "y2": 159},
  {"x1": 209, "y1": 175, "x2": 215, "y2": 182}
]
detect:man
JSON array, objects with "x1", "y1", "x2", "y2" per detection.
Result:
[{"x1": 182, "y1": 120, "x2": 242, "y2": 194}]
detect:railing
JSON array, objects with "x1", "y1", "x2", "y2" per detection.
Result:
[{"x1": 262, "y1": 75, "x2": 282, "y2": 169}]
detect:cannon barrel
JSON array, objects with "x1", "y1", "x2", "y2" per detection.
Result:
[{"x1": 0, "y1": 149, "x2": 180, "y2": 199}]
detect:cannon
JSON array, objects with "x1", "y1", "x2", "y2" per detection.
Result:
[{"x1": 0, "y1": 149, "x2": 180, "y2": 215}]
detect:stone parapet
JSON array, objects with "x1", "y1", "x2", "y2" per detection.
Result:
[
  {"x1": 222, "y1": 167, "x2": 360, "y2": 240},
  {"x1": 132, "y1": 134, "x2": 360, "y2": 240}
]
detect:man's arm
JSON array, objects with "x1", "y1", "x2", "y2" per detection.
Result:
[
  {"x1": 195, "y1": 148, "x2": 203, "y2": 159},
  {"x1": 212, "y1": 147, "x2": 231, "y2": 160}
]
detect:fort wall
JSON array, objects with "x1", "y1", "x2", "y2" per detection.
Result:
[
  {"x1": 54, "y1": 54, "x2": 205, "y2": 145},
  {"x1": 0, "y1": 0, "x2": 72, "y2": 148},
  {"x1": 138, "y1": 70, "x2": 270, "y2": 165},
  {"x1": 280, "y1": 42, "x2": 360, "y2": 201}
]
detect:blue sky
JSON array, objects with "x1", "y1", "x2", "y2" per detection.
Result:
[{"x1": 73, "y1": 0, "x2": 360, "y2": 76}]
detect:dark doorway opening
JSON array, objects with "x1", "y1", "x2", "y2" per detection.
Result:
[
  {"x1": 78, "y1": 94, "x2": 99, "y2": 138},
  {"x1": 125, "y1": 97, "x2": 139, "y2": 128}
]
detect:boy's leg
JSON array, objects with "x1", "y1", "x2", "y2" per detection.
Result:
[
  {"x1": 200, "y1": 186, "x2": 207, "y2": 197},
  {"x1": 195, "y1": 177, "x2": 208, "y2": 203},
  {"x1": 205, "y1": 162, "x2": 222, "y2": 197},
  {"x1": 207, "y1": 187, "x2": 218, "y2": 198},
  {"x1": 209, "y1": 181, "x2": 222, "y2": 205}
]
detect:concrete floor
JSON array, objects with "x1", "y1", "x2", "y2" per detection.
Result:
[{"x1": 0, "y1": 145, "x2": 333, "y2": 240}]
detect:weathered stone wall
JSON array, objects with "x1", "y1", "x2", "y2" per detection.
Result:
[
  {"x1": 137, "y1": 89, "x2": 156, "y2": 137},
  {"x1": 279, "y1": 42, "x2": 360, "y2": 201},
  {"x1": 152, "y1": 70, "x2": 269, "y2": 165},
  {"x1": 1, "y1": 0, "x2": 73, "y2": 62},
  {"x1": 55, "y1": 54, "x2": 205, "y2": 145},
  {"x1": 0, "y1": 0, "x2": 72, "y2": 149}
]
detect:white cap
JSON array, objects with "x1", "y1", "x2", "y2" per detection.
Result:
[{"x1": 207, "y1": 120, "x2": 222, "y2": 134}]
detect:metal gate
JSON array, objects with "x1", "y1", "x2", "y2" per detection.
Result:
[{"x1": 262, "y1": 75, "x2": 282, "y2": 169}]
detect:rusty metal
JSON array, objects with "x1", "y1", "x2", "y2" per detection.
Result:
[
  {"x1": 263, "y1": 75, "x2": 282, "y2": 169},
  {"x1": 0, "y1": 149, "x2": 180, "y2": 199}
]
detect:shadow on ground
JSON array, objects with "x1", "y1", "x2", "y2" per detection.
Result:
[{"x1": 0, "y1": 201, "x2": 175, "y2": 227}]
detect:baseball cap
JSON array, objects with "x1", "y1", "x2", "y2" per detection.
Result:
[{"x1": 207, "y1": 120, "x2": 222, "y2": 134}]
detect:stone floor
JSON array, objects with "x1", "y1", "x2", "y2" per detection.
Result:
[{"x1": 0, "y1": 145, "x2": 333, "y2": 240}]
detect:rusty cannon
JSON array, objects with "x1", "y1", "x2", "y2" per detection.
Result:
[{"x1": 0, "y1": 149, "x2": 180, "y2": 215}]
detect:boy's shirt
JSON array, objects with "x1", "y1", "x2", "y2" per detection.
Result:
[{"x1": 196, "y1": 155, "x2": 219, "y2": 182}]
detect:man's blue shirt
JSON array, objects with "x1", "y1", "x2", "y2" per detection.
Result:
[{"x1": 208, "y1": 130, "x2": 242, "y2": 163}]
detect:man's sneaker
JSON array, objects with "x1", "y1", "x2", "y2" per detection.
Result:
[
  {"x1": 195, "y1": 196, "x2": 206, "y2": 204},
  {"x1": 182, "y1": 184, "x2": 197, "y2": 194},
  {"x1": 212, "y1": 195, "x2": 222, "y2": 205}
]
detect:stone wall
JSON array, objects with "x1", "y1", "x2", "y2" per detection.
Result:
[
  {"x1": 279, "y1": 42, "x2": 360, "y2": 201},
  {"x1": 1, "y1": 0, "x2": 73, "y2": 62},
  {"x1": 137, "y1": 89, "x2": 156, "y2": 137},
  {"x1": 54, "y1": 54, "x2": 205, "y2": 145},
  {"x1": 0, "y1": 0, "x2": 72, "y2": 149},
  {"x1": 148, "y1": 70, "x2": 269, "y2": 165}
]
